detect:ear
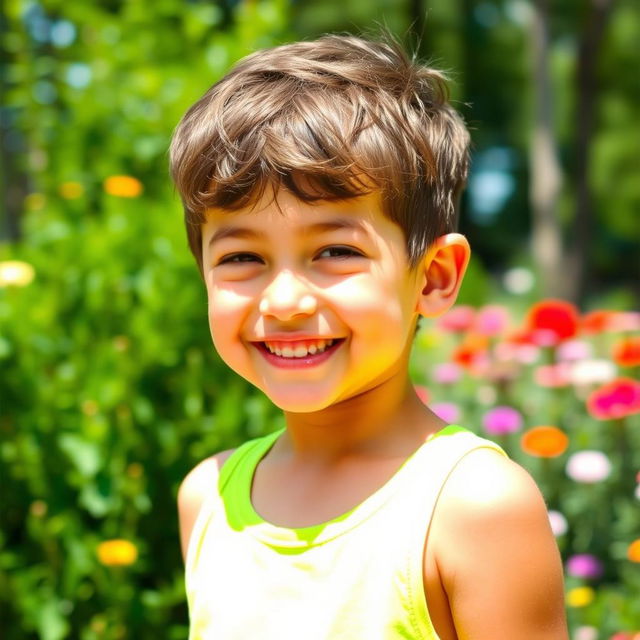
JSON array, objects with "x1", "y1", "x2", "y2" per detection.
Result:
[{"x1": 415, "y1": 233, "x2": 471, "y2": 318}]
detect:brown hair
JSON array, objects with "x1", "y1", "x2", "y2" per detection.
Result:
[{"x1": 169, "y1": 33, "x2": 470, "y2": 274}]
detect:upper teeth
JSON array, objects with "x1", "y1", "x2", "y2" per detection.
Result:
[{"x1": 265, "y1": 339, "x2": 335, "y2": 357}]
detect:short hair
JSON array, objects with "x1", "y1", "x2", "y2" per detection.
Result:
[{"x1": 169, "y1": 34, "x2": 470, "y2": 274}]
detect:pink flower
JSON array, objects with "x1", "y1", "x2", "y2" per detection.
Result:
[
  {"x1": 557, "y1": 339, "x2": 593, "y2": 362},
  {"x1": 474, "y1": 305, "x2": 510, "y2": 337},
  {"x1": 432, "y1": 362, "x2": 463, "y2": 385},
  {"x1": 566, "y1": 554, "x2": 604, "y2": 579},
  {"x1": 437, "y1": 305, "x2": 476, "y2": 333},
  {"x1": 482, "y1": 406, "x2": 523, "y2": 435},
  {"x1": 414, "y1": 385, "x2": 430, "y2": 405},
  {"x1": 534, "y1": 363, "x2": 572, "y2": 388},
  {"x1": 566, "y1": 451, "x2": 611, "y2": 483},
  {"x1": 430, "y1": 402, "x2": 461, "y2": 424},
  {"x1": 587, "y1": 378, "x2": 640, "y2": 420}
]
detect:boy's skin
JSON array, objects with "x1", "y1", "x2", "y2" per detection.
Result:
[{"x1": 178, "y1": 187, "x2": 569, "y2": 639}]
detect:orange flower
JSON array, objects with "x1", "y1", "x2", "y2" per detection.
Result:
[
  {"x1": 587, "y1": 378, "x2": 640, "y2": 420},
  {"x1": 451, "y1": 334, "x2": 489, "y2": 371},
  {"x1": 97, "y1": 539, "x2": 138, "y2": 566},
  {"x1": 627, "y1": 539, "x2": 640, "y2": 563},
  {"x1": 521, "y1": 426, "x2": 569, "y2": 458},
  {"x1": 613, "y1": 336, "x2": 640, "y2": 368},
  {"x1": 103, "y1": 175, "x2": 143, "y2": 198},
  {"x1": 526, "y1": 299, "x2": 580, "y2": 345},
  {"x1": 581, "y1": 310, "x2": 617, "y2": 334}
]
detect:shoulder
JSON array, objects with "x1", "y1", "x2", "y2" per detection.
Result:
[
  {"x1": 432, "y1": 447, "x2": 568, "y2": 638},
  {"x1": 177, "y1": 449, "x2": 235, "y2": 562}
]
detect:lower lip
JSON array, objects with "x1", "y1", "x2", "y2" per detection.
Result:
[{"x1": 254, "y1": 340, "x2": 344, "y2": 369}]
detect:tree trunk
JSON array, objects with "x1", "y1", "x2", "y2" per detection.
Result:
[
  {"x1": 569, "y1": 0, "x2": 616, "y2": 304},
  {"x1": 529, "y1": 0, "x2": 566, "y2": 298}
]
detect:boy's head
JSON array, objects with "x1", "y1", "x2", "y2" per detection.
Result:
[{"x1": 169, "y1": 34, "x2": 470, "y2": 274}]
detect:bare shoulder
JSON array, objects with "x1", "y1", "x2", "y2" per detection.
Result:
[
  {"x1": 432, "y1": 447, "x2": 569, "y2": 639},
  {"x1": 177, "y1": 449, "x2": 235, "y2": 562}
]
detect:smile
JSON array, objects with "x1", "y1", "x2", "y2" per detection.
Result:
[{"x1": 254, "y1": 338, "x2": 344, "y2": 368}]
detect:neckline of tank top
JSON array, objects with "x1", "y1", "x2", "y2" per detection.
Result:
[{"x1": 226, "y1": 423, "x2": 471, "y2": 548}]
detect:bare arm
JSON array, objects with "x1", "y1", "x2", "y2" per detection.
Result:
[
  {"x1": 435, "y1": 449, "x2": 569, "y2": 639},
  {"x1": 177, "y1": 449, "x2": 235, "y2": 562}
]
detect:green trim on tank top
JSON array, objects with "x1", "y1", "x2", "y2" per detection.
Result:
[{"x1": 218, "y1": 424, "x2": 470, "y2": 549}]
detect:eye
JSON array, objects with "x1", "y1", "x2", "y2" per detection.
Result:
[
  {"x1": 217, "y1": 253, "x2": 263, "y2": 265},
  {"x1": 316, "y1": 246, "x2": 364, "y2": 260}
]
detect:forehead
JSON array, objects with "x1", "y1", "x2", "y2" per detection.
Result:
[{"x1": 202, "y1": 188, "x2": 395, "y2": 241}]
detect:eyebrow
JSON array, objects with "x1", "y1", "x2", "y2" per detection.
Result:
[{"x1": 207, "y1": 217, "x2": 368, "y2": 248}]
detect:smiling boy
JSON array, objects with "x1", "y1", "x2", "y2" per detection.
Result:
[{"x1": 170, "y1": 34, "x2": 568, "y2": 639}]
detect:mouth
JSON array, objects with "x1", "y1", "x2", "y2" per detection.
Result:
[{"x1": 253, "y1": 338, "x2": 345, "y2": 367}]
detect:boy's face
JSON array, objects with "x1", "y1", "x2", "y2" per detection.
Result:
[{"x1": 201, "y1": 188, "x2": 424, "y2": 413}]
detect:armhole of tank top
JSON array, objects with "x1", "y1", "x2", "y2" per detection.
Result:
[
  {"x1": 186, "y1": 430, "x2": 284, "y2": 574},
  {"x1": 405, "y1": 436, "x2": 508, "y2": 640}
]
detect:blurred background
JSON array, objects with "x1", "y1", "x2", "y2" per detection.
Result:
[{"x1": 1, "y1": 0, "x2": 639, "y2": 638}]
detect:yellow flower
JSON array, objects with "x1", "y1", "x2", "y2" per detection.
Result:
[
  {"x1": 627, "y1": 539, "x2": 640, "y2": 563},
  {"x1": 0, "y1": 260, "x2": 35, "y2": 287},
  {"x1": 24, "y1": 193, "x2": 46, "y2": 210},
  {"x1": 566, "y1": 586, "x2": 595, "y2": 608},
  {"x1": 103, "y1": 175, "x2": 143, "y2": 198},
  {"x1": 97, "y1": 539, "x2": 138, "y2": 567},
  {"x1": 59, "y1": 181, "x2": 84, "y2": 199}
]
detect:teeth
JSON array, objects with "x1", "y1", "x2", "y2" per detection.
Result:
[{"x1": 264, "y1": 339, "x2": 336, "y2": 358}]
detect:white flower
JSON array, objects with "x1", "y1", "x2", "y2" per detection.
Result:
[
  {"x1": 0, "y1": 260, "x2": 35, "y2": 287},
  {"x1": 566, "y1": 451, "x2": 612, "y2": 483},
  {"x1": 570, "y1": 359, "x2": 617, "y2": 388},
  {"x1": 548, "y1": 510, "x2": 568, "y2": 537},
  {"x1": 573, "y1": 626, "x2": 598, "y2": 640}
]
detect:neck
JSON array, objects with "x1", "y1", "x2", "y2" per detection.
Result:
[{"x1": 279, "y1": 371, "x2": 445, "y2": 462}]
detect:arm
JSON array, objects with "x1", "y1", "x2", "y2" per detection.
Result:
[
  {"x1": 434, "y1": 449, "x2": 569, "y2": 639},
  {"x1": 177, "y1": 449, "x2": 235, "y2": 562}
]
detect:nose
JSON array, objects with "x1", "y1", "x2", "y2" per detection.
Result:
[{"x1": 258, "y1": 270, "x2": 317, "y2": 320}]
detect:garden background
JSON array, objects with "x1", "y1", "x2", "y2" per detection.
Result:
[{"x1": 1, "y1": 0, "x2": 639, "y2": 638}]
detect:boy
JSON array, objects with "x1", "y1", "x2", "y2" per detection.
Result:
[{"x1": 170, "y1": 34, "x2": 568, "y2": 639}]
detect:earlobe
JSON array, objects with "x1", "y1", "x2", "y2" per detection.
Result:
[{"x1": 416, "y1": 233, "x2": 471, "y2": 318}]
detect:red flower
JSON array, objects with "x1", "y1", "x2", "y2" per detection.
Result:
[
  {"x1": 613, "y1": 336, "x2": 640, "y2": 368},
  {"x1": 581, "y1": 309, "x2": 617, "y2": 334},
  {"x1": 526, "y1": 299, "x2": 580, "y2": 345},
  {"x1": 587, "y1": 377, "x2": 640, "y2": 420},
  {"x1": 451, "y1": 334, "x2": 489, "y2": 371}
]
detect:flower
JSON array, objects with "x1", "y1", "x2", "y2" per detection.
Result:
[
  {"x1": 574, "y1": 627, "x2": 598, "y2": 640},
  {"x1": 613, "y1": 336, "x2": 640, "y2": 368},
  {"x1": 414, "y1": 385, "x2": 430, "y2": 405},
  {"x1": 437, "y1": 305, "x2": 476, "y2": 333},
  {"x1": 103, "y1": 175, "x2": 143, "y2": 198},
  {"x1": 566, "y1": 586, "x2": 595, "y2": 608},
  {"x1": 586, "y1": 378, "x2": 640, "y2": 420},
  {"x1": 557, "y1": 339, "x2": 593, "y2": 362},
  {"x1": 96, "y1": 539, "x2": 138, "y2": 566},
  {"x1": 0, "y1": 260, "x2": 35, "y2": 287},
  {"x1": 534, "y1": 363, "x2": 572, "y2": 388},
  {"x1": 526, "y1": 300, "x2": 580, "y2": 345},
  {"x1": 430, "y1": 402, "x2": 461, "y2": 424},
  {"x1": 451, "y1": 334, "x2": 489, "y2": 371},
  {"x1": 474, "y1": 305, "x2": 510, "y2": 337},
  {"x1": 521, "y1": 426, "x2": 569, "y2": 458},
  {"x1": 581, "y1": 310, "x2": 618, "y2": 334},
  {"x1": 482, "y1": 406, "x2": 523, "y2": 436},
  {"x1": 566, "y1": 451, "x2": 611, "y2": 483},
  {"x1": 566, "y1": 554, "x2": 604, "y2": 579},
  {"x1": 548, "y1": 510, "x2": 568, "y2": 537},
  {"x1": 570, "y1": 359, "x2": 617, "y2": 388},
  {"x1": 431, "y1": 362, "x2": 463, "y2": 385},
  {"x1": 627, "y1": 539, "x2": 640, "y2": 563},
  {"x1": 59, "y1": 181, "x2": 84, "y2": 199}
]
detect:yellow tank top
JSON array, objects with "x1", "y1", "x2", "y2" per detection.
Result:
[{"x1": 185, "y1": 425, "x2": 507, "y2": 639}]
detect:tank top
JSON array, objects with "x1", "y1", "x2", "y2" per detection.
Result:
[{"x1": 185, "y1": 424, "x2": 508, "y2": 639}]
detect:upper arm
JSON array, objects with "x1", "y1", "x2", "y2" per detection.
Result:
[
  {"x1": 177, "y1": 449, "x2": 235, "y2": 563},
  {"x1": 436, "y1": 449, "x2": 569, "y2": 640}
]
